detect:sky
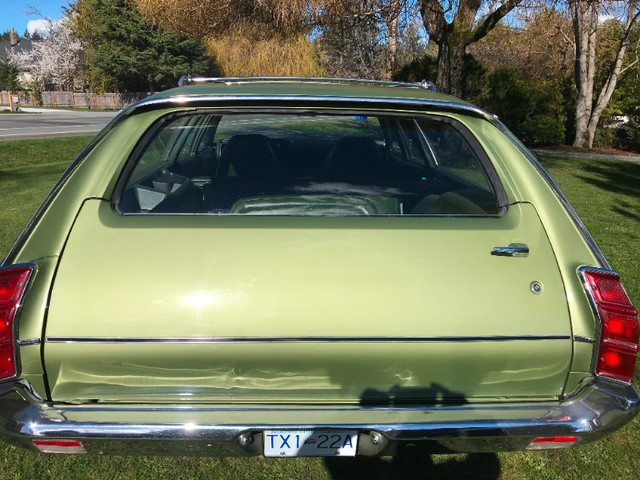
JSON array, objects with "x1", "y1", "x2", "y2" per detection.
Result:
[{"x1": 0, "y1": 1, "x2": 66, "y2": 37}]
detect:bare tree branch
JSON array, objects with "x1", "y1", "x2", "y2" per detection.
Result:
[{"x1": 470, "y1": 0, "x2": 522, "y2": 44}]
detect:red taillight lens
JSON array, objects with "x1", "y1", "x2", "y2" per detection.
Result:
[
  {"x1": 527, "y1": 436, "x2": 577, "y2": 450},
  {"x1": 581, "y1": 268, "x2": 639, "y2": 383},
  {"x1": 0, "y1": 266, "x2": 33, "y2": 380},
  {"x1": 33, "y1": 440, "x2": 86, "y2": 454}
]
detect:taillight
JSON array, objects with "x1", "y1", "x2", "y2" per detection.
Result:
[
  {"x1": 580, "y1": 268, "x2": 639, "y2": 383},
  {"x1": 526, "y1": 436, "x2": 577, "y2": 450},
  {"x1": 0, "y1": 265, "x2": 33, "y2": 380},
  {"x1": 33, "y1": 440, "x2": 86, "y2": 454}
]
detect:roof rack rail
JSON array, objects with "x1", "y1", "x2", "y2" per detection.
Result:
[{"x1": 177, "y1": 76, "x2": 436, "y2": 92}]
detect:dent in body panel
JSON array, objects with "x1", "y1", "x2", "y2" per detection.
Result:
[{"x1": 46, "y1": 341, "x2": 570, "y2": 403}]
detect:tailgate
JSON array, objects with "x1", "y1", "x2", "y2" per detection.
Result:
[{"x1": 44, "y1": 200, "x2": 572, "y2": 404}]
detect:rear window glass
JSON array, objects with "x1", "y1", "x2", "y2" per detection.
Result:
[{"x1": 115, "y1": 111, "x2": 502, "y2": 216}]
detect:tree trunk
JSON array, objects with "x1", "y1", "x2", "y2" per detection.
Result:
[
  {"x1": 572, "y1": 0, "x2": 640, "y2": 148},
  {"x1": 387, "y1": 14, "x2": 398, "y2": 79},
  {"x1": 435, "y1": 37, "x2": 467, "y2": 96},
  {"x1": 571, "y1": 0, "x2": 598, "y2": 148},
  {"x1": 418, "y1": 0, "x2": 521, "y2": 96}
]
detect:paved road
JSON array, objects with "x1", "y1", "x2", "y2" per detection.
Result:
[{"x1": 0, "y1": 108, "x2": 118, "y2": 140}]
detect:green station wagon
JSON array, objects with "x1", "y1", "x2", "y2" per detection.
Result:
[{"x1": 0, "y1": 77, "x2": 638, "y2": 457}]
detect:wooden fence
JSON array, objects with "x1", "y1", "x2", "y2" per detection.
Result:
[{"x1": 0, "y1": 91, "x2": 151, "y2": 110}]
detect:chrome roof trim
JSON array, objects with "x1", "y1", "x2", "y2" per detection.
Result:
[
  {"x1": 118, "y1": 94, "x2": 497, "y2": 124},
  {"x1": 178, "y1": 75, "x2": 437, "y2": 91},
  {"x1": 46, "y1": 335, "x2": 571, "y2": 344}
]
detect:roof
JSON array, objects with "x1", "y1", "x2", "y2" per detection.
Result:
[
  {"x1": 149, "y1": 77, "x2": 457, "y2": 103},
  {"x1": 0, "y1": 39, "x2": 33, "y2": 61},
  {"x1": 126, "y1": 77, "x2": 492, "y2": 123}
]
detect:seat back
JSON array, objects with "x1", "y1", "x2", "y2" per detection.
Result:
[
  {"x1": 321, "y1": 137, "x2": 383, "y2": 183},
  {"x1": 218, "y1": 134, "x2": 281, "y2": 179}
]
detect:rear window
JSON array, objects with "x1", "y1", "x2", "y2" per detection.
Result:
[{"x1": 115, "y1": 111, "x2": 504, "y2": 216}]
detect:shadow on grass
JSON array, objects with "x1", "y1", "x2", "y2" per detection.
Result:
[
  {"x1": 324, "y1": 450, "x2": 500, "y2": 480},
  {"x1": 540, "y1": 156, "x2": 640, "y2": 224},
  {"x1": 575, "y1": 161, "x2": 640, "y2": 199},
  {"x1": 0, "y1": 162, "x2": 68, "y2": 180}
]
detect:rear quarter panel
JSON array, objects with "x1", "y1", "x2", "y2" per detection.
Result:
[{"x1": 455, "y1": 114, "x2": 602, "y2": 391}]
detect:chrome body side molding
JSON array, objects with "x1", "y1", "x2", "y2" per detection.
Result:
[
  {"x1": 45, "y1": 335, "x2": 572, "y2": 344},
  {"x1": 574, "y1": 336, "x2": 596, "y2": 344},
  {"x1": 0, "y1": 377, "x2": 636, "y2": 456}
]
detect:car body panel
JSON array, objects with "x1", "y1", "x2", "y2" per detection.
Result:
[{"x1": 44, "y1": 199, "x2": 572, "y2": 402}]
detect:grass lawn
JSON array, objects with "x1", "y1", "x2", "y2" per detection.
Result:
[{"x1": 0, "y1": 137, "x2": 639, "y2": 479}]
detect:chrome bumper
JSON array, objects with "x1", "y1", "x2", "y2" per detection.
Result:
[{"x1": 0, "y1": 378, "x2": 637, "y2": 456}]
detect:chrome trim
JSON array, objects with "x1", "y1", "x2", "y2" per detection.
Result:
[
  {"x1": 120, "y1": 94, "x2": 497, "y2": 124},
  {"x1": 574, "y1": 336, "x2": 595, "y2": 344},
  {"x1": 577, "y1": 266, "x2": 627, "y2": 378},
  {"x1": 16, "y1": 339, "x2": 40, "y2": 346},
  {"x1": 45, "y1": 335, "x2": 572, "y2": 344},
  {"x1": 0, "y1": 377, "x2": 637, "y2": 455},
  {"x1": 0, "y1": 263, "x2": 36, "y2": 383},
  {"x1": 177, "y1": 76, "x2": 437, "y2": 91}
]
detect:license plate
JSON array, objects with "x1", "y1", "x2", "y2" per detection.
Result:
[{"x1": 263, "y1": 430, "x2": 358, "y2": 457}]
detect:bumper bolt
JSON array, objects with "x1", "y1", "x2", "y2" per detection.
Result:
[
  {"x1": 370, "y1": 432, "x2": 382, "y2": 445},
  {"x1": 238, "y1": 433, "x2": 253, "y2": 447}
]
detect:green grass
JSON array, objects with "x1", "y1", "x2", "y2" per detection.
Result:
[
  {"x1": 0, "y1": 137, "x2": 92, "y2": 257},
  {"x1": 1, "y1": 141, "x2": 639, "y2": 479}
]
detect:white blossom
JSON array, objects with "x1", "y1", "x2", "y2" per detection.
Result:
[{"x1": 8, "y1": 16, "x2": 85, "y2": 91}]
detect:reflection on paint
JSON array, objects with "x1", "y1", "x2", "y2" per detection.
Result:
[{"x1": 183, "y1": 292, "x2": 217, "y2": 310}]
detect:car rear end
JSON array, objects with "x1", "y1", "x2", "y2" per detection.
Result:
[{"x1": 0, "y1": 79, "x2": 638, "y2": 457}]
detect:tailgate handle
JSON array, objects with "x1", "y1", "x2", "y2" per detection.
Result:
[{"x1": 492, "y1": 243, "x2": 529, "y2": 257}]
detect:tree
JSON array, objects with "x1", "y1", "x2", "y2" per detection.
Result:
[
  {"x1": 0, "y1": 59, "x2": 20, "y2": 91},
  {"x1": 470, "y1": 8, "x2": 576, "y2": 143},
  {"x1": 7, "y1": 17, "x2": 86, "y2": 91},
  {"x1": 133, "y1": 0, "x2": 312, "y2": 40},
  {"x1": 68, "y1": 0, "x2": 214, "y2": 92},
  {"x1": 134, "y1": 0, "x2": 322, "y2": 76},
  {"x1": 318, "y1": 1, "x2": 423, "y2": 79},
  {"x1": 471, "y1": 8, "x2": 574, "y2": 82},
  {"x1": 570, "y1": 0, "x2": 640, "y2": 148},
  {"x1": 318, "y1": 1, "x2": 391, "y2": 78},
  {"x1": 133, "y1": 0, "x2": 425, "y2": 77},
  {"x1": 417, "y1": 0, "x2": 522, "y2": 95}
]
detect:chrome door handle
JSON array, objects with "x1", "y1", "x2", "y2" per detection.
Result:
[{"x1": 491, "y1": 243, "x2": 529, "y2": 257}]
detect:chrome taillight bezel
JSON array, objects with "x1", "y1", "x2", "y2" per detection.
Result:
[
  {"x1": 579, "y1": 266, "x2": 639, "y2": 384},
  {"x1": 0, "y1": 263, "x2": 36, "y2": 383}
]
